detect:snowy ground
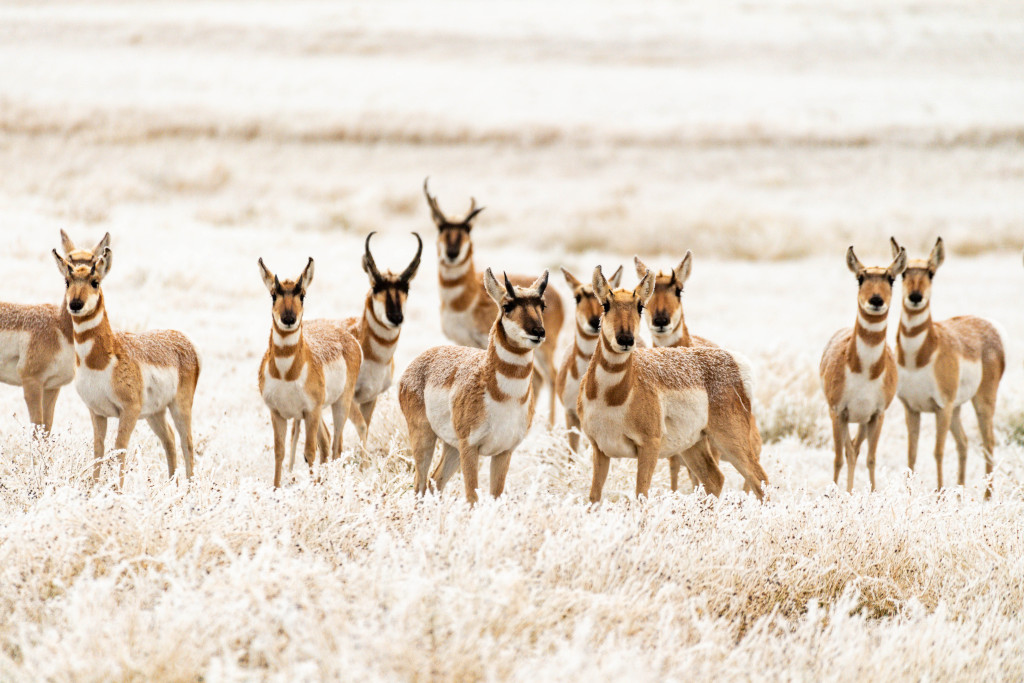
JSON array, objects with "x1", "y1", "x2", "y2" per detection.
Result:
[{"x1": 1, "y1": 1, "x2": 1023, "y2": 680}]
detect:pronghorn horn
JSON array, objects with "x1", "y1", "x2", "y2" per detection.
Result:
[
  {"x1": 464, "y1": 197, "x2": 485, "y2": 224},
  {"x1": 423, "y1": 177, "x2": 446, "y2": 225},
  {"x1": 503, "y1": 272, "x2": 517, "y2": 299},
  {"x1": 363, "y1": 232, "x2": 383, "y2": 283},
  {"x1": 400, "y1": 232, "x2": 423, "y2": 282}
]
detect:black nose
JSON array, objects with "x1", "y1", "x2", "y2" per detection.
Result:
[
  {"x1": 909, "y1": 292, "x2": 922, "y2": 304},
  {"x1": 69, "y1": 299, "x2": 84, "y2": 313},
  {"x1": 527, "y1": 325, "x2": 545, "y2": 339},
  {"x1": 281, "y1": 312, "x2": 297, "y2": 326},
  {"x1": 446, "y1": 247, "x2": 460, "y2": 261},
  {"x1": 588, "y1": 316, "x2": 601, "y2": 330},
  {"x1": 388, "y1": 311, "x2": 404, "y2": 326},
  {"x1": 652, "y1": 315, "x2": 670, "y2": 328},
  {"x1": 616, "y1": 333, "x2": 634, "y2": 348},
  {"x1": 869, "y1": 295, "x2": 884, "y2": 308}
]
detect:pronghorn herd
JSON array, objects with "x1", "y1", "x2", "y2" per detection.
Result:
[{"x1": 0, "y1": 181, "x2": 1013, "y2": 503}]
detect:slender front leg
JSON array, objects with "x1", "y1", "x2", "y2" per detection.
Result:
[
  {"x1": 589, "y1": 439, "x2": 611, "y2": 503},
  {"x1": 22, "y1": 380, "x2": 44, "y2": 435},
  {"x1": 304, "y1": 408, "x2": 322, "y2": 476},
  {"x1": 681, "y1": 436, "x2": 724, "y2": 497},
  {"x1": 865, "y1": 412, "x2": 885, "y2": 492},
  {"x1": 933, "y1": 405, "x2": 954, "y2": 490},
  {"x1": 635, "y1": 438, "x2": 661, "y2": 500},
  {"x1": 271, "y1": 412, "x2": 287, "y2": 488},
  {"x1": 565, "y1": 412, "x2": 581, "y2": 454},
  {"x1": 114, "y1": 407, "x2": 141, "y2": 490},
  {"x1": 949, "y1": 406, "x2": 969, "y2": 487},
  {"x1": 830, "y1": 411, "x2": 845, "y2": 485},
  {"x1": 844, "y1": 419, "x2": 858, "y2": 493},
  {"x1": 286, "y1": 420, "x2": 300, "y2": 472},
  {"x1": 669, "y1": 455, "x2": 681, "y2": 492},
  {"x1": 904, "y1": 403, "x2": 921, "y2": 471},
  {"x1": 458, "y1": 439, "x2": 481, "y2": 504},
  {"x1": 90, "y1": 412, "x2": 108, "y2": 482},
  {"x1": 42, "y1": 388, "x2": 60, "y2": 435},
  {"x1": 331, "y1": 401, "x2": 346, "y2": 459},
  {"x1": 490, "y1": 450, "x2": 512, "y2": 498},
  {"x1": 358, "y1": 398, "x2": 378, "y2": 441}
]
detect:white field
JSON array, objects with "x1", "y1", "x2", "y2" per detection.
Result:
[{"x1": 2, "y1": 1, "x2": 1024, "y2": 680}]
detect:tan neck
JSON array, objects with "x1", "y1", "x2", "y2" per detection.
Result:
[
  {"x1": 571, "y1": 320, "x2": 599, "y2": 378},
  {"x1": 584, "y1": 333, "x2": 635, "y2": 407},
  {"x1": 847, "y1": 307, "x2": 888, "y2": 377},
  {"x1": 267, "y1": 320, "x2": 308, "y2": 381},
  {"x1": 359, "y1": 293, "x2": 401, "y2": 365},
  {"x1": 652, "y1": 312, "x2": 690, "y2": 348},
  {"x1": 438, "y1": 244, "x2": 478, "y2": 312},
  {"x1": 482, "y1": 319, "x2": 535, "y2": 403},
  {"x1": 897, "y1": 301, "x2": 936, "y2": 368},
  {"x1": 71, "y1": 293, "x2": 117, "y2": 369},
  {"x1": 57, "y1": 296, "x2": 74, "y2": 342}
]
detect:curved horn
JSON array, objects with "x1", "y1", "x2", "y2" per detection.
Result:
[
  {"x1": 400, "y1": 232, "x2": 423, "y2": 282},
  {"x1": 423, "y1": 177, "x2": 446, "y2": 225},
  {"x1": 464, "y1": 196, "x2": 485, "y2": 224},
  {"x1": 503, "y1": 272, "x2": 517, "y2": 300},
  {"x1": 363, "y1": 232, "x2": 383, "y2": 282}
]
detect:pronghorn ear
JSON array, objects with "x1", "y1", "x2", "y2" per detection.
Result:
[
  {"x1": 633, "y1": 255, "x2": 649, "y2": 280},
  {"x1": 928, "y1": 237, "x2": 945, "y2": 272},
  {"x1": 257, "y1": 258, "x2": 276, "y2": 293},
  {"x1": 846, "y1": 246, "x2": 864, "y2": 275},
  {"x1": 560, "y1": 267, "x2": 582, "y2": 290},
  {"x1": 608, "y1": 265, "x2": 624, "y2": 288},
  {"x1": 93, "y1": 232, "x2": 111, "y2": 255},
  {"x1": 592, "y1": 266, "x2": 610, "y2": 302},
  {"x1": 52, "y1": 249, "x2": 71, "y2": 277},
  {"x1": 531, "y1": 270, "x2": 549, "y2": 298},
  {"x1": 59, "y1": 230, "x2": 76, "y2": 254},
  {"x1": 888, "y1": 247, "x2": 908, "y2": 278},
  {"x1": 92, "y1": 247, "x2": 112, "y2": 279},
  {"x1": 673, "y1": 250, "x2": 693, "y2": 287},
  {"x1": 889, "y1": 236, "x2": 902, "y2": 259},
  {"x1": 483, "y1": 268, "x2": 507, "y2": 305},
  {"x1": 299, "y1": 257, "x2": 315, "y2": 291},
  {"x1": 635, "y1": 270, "x2": 655, "y2": 305}
]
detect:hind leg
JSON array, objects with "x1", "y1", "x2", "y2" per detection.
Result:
[
  {"x1": 565, "y1": 411, "x2": 581, "y2": 454},
  {"x1": 950, "y1": 406, "x2": 969, "y2": 487},
  {"x1": 432, "y1": 442, "x2": 461, "y2": 493},
  {"x1": 829, "y1": 410, "x2": 846, "y2": 486},
  {"x1": 21, "y1": 380, "x2": 45, "y2": 435},
  {"x1": 490, "y1": 450, "x2": 512, "y2": 498},
  {"x1": 146, "y1": 411, "x2": 178, "y2": 478},
  {"x1": 168, "y1": 400, "x2": 196, "y2": 479},
  {"x1": 331, "y1": 401, "x2": 346, "y2": 460},
  {"x1": 973, "y1": 391, "x2": 998, "y2": 499},
  {"x1": 457, "y1": 440, "x2": 482, "y2": 504},
  {"x1": 712, "y1": 429, "x2": 768, "y2": 500},
  {"x1": 42, "y1": 388, "x2": 60, "y2": 435},
  {"x1": 679, "y1": 437, "x2": 724, "y2": 497},
  {"x1": 408, "y1": 423, "x2": 438, "y2": 495}
]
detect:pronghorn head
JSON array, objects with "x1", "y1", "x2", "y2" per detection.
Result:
[
  {"x1": 258, "y1": 257, "x2": 314, "y2": 332},
  {"x1": 51, "y1": 231, "x2": 113, "y2": 317},
  {"x1": 362, "y1": 231, "x2": 422, "y2": 328},
  {"x1": 891, "y1": 237, "x2": 942, "y2": 312},
  {"x1": 423, "y1": 177, "x2": 485, "y2": 266},
  {"x1": 633, "y1": 252, "x2": 691, "y2": 334},
  {"x1": 593, "y1": 265, "x2": 655, "y2": 353},
  {"x1": 846, "y1": 244, "x2": 907, "y2": 316},
  {"x1": 483, "y1": 268, "x2": 548, "y2": 349},
  {"x1": 562, "y1": 265, "x2": 622, "y2": 335}
]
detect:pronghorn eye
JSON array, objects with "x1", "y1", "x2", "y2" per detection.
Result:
[
  {"x1": 637, "y1": 302, "x2": 644, "y2": 314},
  {"x1": 503, "y1": 302, "x2": 515, "y2": 314},
  {"x1": 857, "y1": 275, "x2": 865, "y2": 285},
  {"x1": 927, "y1": 271, "x2": 934, "y2": 280},
  {"x1": 539, "y1": 301, "x2": 546, "y2": 311},
  {"x1": 299, "y1": 293, "x2": 305, "y2": 303},
  {"x1": 888, "y1": 276, "x2": 895, "y2": 286},
  {"x1": 574, "y1": 294, "x2": 581, "y2": 304},
  {"x1": 64, "y1": 279, "x2": 70, "y2": 288},
  {"x1": 90, "y1": 280, "x2": 99, "y2": 289},
  {"x1": 602, "y1": 301, "x2": 610, "y2": 313},
  {"x1": 675, "y1": 287, "x2": 682, "y2": 297}
]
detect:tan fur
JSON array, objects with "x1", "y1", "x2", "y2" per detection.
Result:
[
  {"x1": 578, "y1": 267, "x2": 769, "y2": 502},
  {"x1": 424, "y1": 179, "x2": 564, "y2": 426},
  {"x1": 52, "y1": 234, "x2": 200, "y2": 488},
  {"x1": 891, "y1": 237, "x2": 1005, "y2": 496},
  {"x1": 399, "y1": 268, "x2": 547, "y2": 503},
  {"x1": 819, "y1": 245, "x2": 906, "y2": 492},
  {"x1": 257, "y1": 258, "x2": 362, "y2": 488}
]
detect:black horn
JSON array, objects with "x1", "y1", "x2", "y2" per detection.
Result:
[
  {"x1": 400, "y1": 232, "x2": 423, "y2": 282},
  {"x1": 503, "y1": 272, "x2": 517, "y2": 299},
  {"x1": 423, "y1": 177, "x2": 446, "y2": 225},
  {"x1": 363, "y1": 232, "x2": 383, "y2": 283}
]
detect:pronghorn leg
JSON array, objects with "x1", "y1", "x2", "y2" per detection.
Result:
[
  {"x1": 359, "y1": 398, "x2": 377, "y2": 431},
  {"x1": 972, "y1": 391, "x2": 998, "y2": 499},
  {"x1": 90, "y1": 413, "x2": 108, "y2": 482},
  {"x1": 950, "y1": 406, "x2": 969, "y2": 487},
  {"x1": 904, "y1": 403, "x2": 921, "y2": 471},
  {"x1": 42, "y1": 388, "x2": 60, "y2": 435},
  {"x1": 588, "y1": 440, "x2": 611, "y2": 503},
  {"x1": 530, "y1": 369, "x2": 547, "y2": 427},
  {"x1": 829, "y1": 411, "x2": 845, "y2": 485},
  {"x1": 843, "y1": 420, "x2": 858, "y2": 493},
  {"x1": 433, "y1": 442, "x2": 461, "y2": 493},
  {"x1": 457, "y1": 439, "x2": 481, "y2": 504},
  {"x1": 565, "y1": 411, "x2": 581, "y2": 454},
  {"x1": 271, "y1": 412, "x2": 287, "y2": 488},
  {"x1": 331, "y1": 401, "x2": 345, "y2": 460},
  {"x1": 317, "y1": 418, "x2": 331, "y2": 465},
  {"x1": 113, "y1": 407, "x2": 141, "y2": 490},
  {"x1": 347, "y1": 398, "x2": 374, "y2": 444},
  {"x1": 21, "y1": 380, "x2": 45, "y2": 436},
  {"x1": 933, "y1": 406, "x2": 954, "y2": 491},
  {"x1": 287, "y1": 420, "x2": 300, "y2": 472},
  {"x1": 408, "y1": 424, "x2": 438, "y2": 495},
  {"x1": 680, "y1": 437, "x2": 724, "y2": 497},
  {"x1": 865, "y1": 412, "x2": 884, "y2": 492},
  {"x1": 168, "y1": 400, "x2": 195, "y2": 479},
  {"x1": 669, "y1": 455, "x2": 681, "y2": 492},
  {"x1": 710, "y1": 430, "x2": 767, "y2": 501},
  {"x1": 490, "y1": 450, "x2": 512, "y2": 498},
  {"x1": 852, "y1": 424, "x2": 867, "y2": 457},
  {"x1": 303, "y1": 409, "x2": 322, "y2": 476},
  {"x1": 146, "y1": 411, "x2": 177, "y2": 478},
  {"x1": 544, "y1": 351, "x2": 557, "y2": 429},
  {"x1": 635, "y1": 437, "x2": 661, "y2": 500}
]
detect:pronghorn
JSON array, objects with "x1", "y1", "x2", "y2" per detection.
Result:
[
  {"x1": 634, "y1": 253, "x2": 717, "y2": 490},
  {"x1": 257, "y1": 258, "x2": 363, "y2": 488},
  {"x1": 890, "y1": 237, "x2": 1005, "y2": 495},
  {"x1": 423, "y1": 179, "x2": 564, "y2": 426},
  {"x1": 556, "y1": 265, "x2": 624, "y2": 454},
  {"x1": 0, "y1": 231, "x2": 93, "y2": 434},
  {"x1": 578, "y1": 266, "x2": 769, "y2": 502},
  {"x1": 819, "y1": 245, "x2": 907, "y2": 492},
  {"x1": 51, "y1": 234, "x2": 201, "y2": 487},
  {"x1": 285, "y1": 233, "x2": 422, "y2": 470},
  {"x1": 399, "y1": 269, "x2": 548, "y2": 503}
]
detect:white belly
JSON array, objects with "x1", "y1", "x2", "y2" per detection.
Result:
[
  {"x1": 424, "y1": 385, "x2": 459, "y2": 446},
  {"x1": 955, "y1": 358, "x2": 982, "y2": 407},
  {"x1": 139, "y1": 363, "x2": 179, "y2": 416},
  {"x1": 898, "y1": 364, "x2": 942, "y2": 412},
  {"x1": 656, "y1": 389, "x2": 710, "y2": 456},
  {"x1": 76, "y1": 362, "x2": 122, "y2": 418},
  {"x1": 353, "y1": 359, "x2": 392, "y2": 405},
  {"x1": 837, "y1": 368, "x2": 889, "y2": 424},
  {"x1": 262, "y1": 366, "x2": 315, "y2": 420},
  {"x1": 322, "y1": 358, "x2": 348, "y2": 407},
  {"x1": 0, "y1": 330, "x2": 30, "y2": 385},
  {"x1": 440, "y1": 308, "x2": 487, "y2": 349},
  {"x1": 469, "y1": 394, "x2": 532, "y2": 456}
]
